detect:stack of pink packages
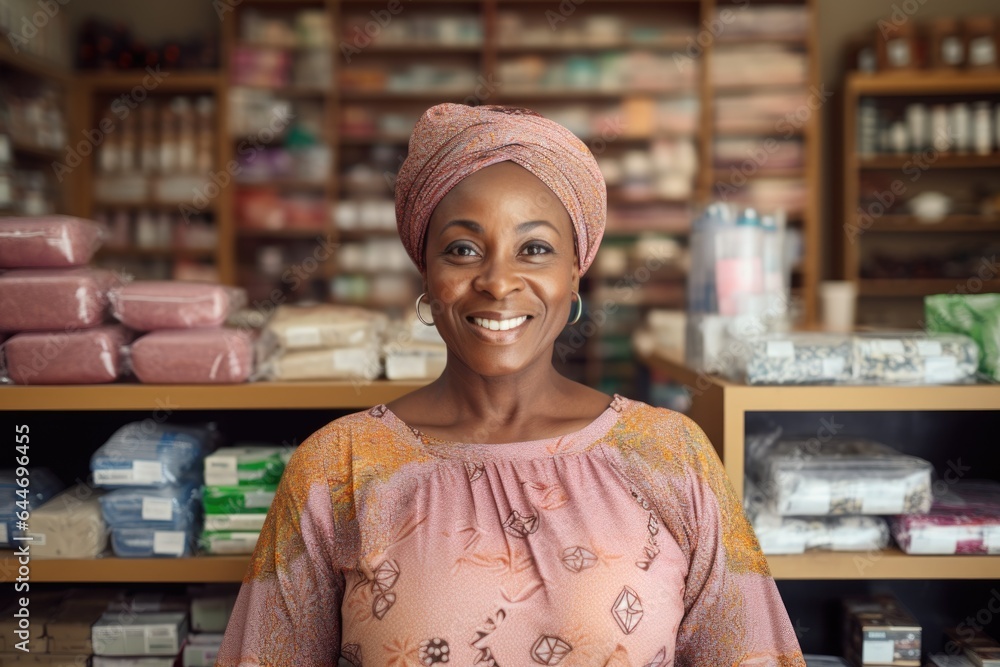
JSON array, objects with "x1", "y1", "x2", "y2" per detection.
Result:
[
  {"x1": 109, "y1": 281, "x2": 252, "y2": 384},
  {"x1": 0, "y1": 216, "x2": 129, "y2": 385},
  {"x1": 892, "y1": 481, "x2": 1000, "y2": 555}
]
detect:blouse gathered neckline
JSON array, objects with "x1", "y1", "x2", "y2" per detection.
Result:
[{"x1": 369, "y1": 393, "x2": 631, "y2": 460}]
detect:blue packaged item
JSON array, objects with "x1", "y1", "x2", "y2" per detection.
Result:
[
  {"x1": 110, "y1": 526, "x2": 196, "y2": 558},
  {"x1": 91, "y1": 423, "x2": 211, "y2": 488},
  {"x1": 100, "y1": 481, "x2": 201, "y2": 530},
  {"x1": 0, "y1": 468, "x2": 64, "y2": 547}
]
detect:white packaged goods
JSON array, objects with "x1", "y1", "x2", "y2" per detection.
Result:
[
  {"x1": 109, "y1": 281, "x2": 247, "y2": 330},
  {"x1": 199, "y1": 531, "x2": 260, "y2": 554},
  {"x1": 748, "y1": 435, "x2": 933, "y2": 517},
  {"x1": 29, "y1": 485, "x2": 108, "y2": 559},
  {"x1": 2, "y1": 326, "x2": 128, "y2": 385},
  {"x1": 204, "y1": 446, "x2": 285, "y2": 487},
  {"x1": 0, "y1": 216, "x2": 106, "y2": 267},
  {"x1": 91, "y1": 423, "x2": 211, "y2": 488},
  {"x1": 91, "y1": 612, "x2": 188, "y2": 655},
  {"x1": 131, "y1": 329, "x2": 253, "y2": 384},
  {"x1": 262, "y1": 304, "x2": 387, "y2": 351},
  {"x1": 744, "y1": 480, "x2": 889, "y2": 554},
  {"x1": 203, "y1": 513, "x2": 268, "y2": 532},
  {"x1": 262, "y1": 345, "x2": 381, "y2": 381},
  {"x1": 891, "y1": 481, "x2": 1000, "y2": 555},
  {"x1": 854, "y1": 332, "x2": 980, "y2": 384},
  {"x1": 0, "y1": 268, "x2": 117, "y2": 331},
  {"x1": 742, "y1": 333, "x2": 854, "y2": 385}
]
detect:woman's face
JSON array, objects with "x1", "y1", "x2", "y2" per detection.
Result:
[{"x1": 423, "y1": 161, "x2": 579, "y2": 378}]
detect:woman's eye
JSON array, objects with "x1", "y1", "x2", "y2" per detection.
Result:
[
  {"x1": 448, "y1": 244, "x2": 479, "y2": 257},
  {"x1": 522, "y1": 243, "x2": 552, "y2": 256}
]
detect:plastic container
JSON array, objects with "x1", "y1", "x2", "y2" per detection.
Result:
[
  {"x1": 1, "y1": 326, "x2": 129, "y2": 385},
  {"x1": 714, "y1": 208, "x2": 763, "y2": 317},
  {"x1": 110, "y1": 526, "x2": 195, "y2": 558},
  {"x1": 741, "y1": 332, "x2": 855, "y2": 385},
  {"x1": 891, "y1": 481, "x2": 1000, "y2": 555},
  {"x1": 99, "y1": 483, "x2": 201, "y2": 529},
  {"x1": 90, "y1": 423, "x2": 211, "y2": 488},
  {"x1": 0, "y1": 268, "x2": 118, "y2": 331},
  {"x1": 109, "y1": 281, "x2": 247, "y2": 331},
  {"x1": 748, "y1": 436, "x2": 933, "y2": 517},
  {"x1": 0, "y1": 216, "x2": 106, "y2": 268},
  {"x1": 204, "y1": 446, "x2": 285, "y2": 487},
  {"x1": 202, "y1": 484, "x2": 276, "y2": 515},
  {"x1": 130, "y1": 329, "x2": 253, "y2": 384}
]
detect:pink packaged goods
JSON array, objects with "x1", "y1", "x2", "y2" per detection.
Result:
[
  {"x1": 892, "y1": 481, "x2": 1000, "y2": 555},
  {"x1": 3, "y1": 326, "x2": 128, "y2": 385},
  {"x1": 0, "y1": 216, "x2": 106, "y2": 268},
  {"x1": 0, "y1": 268, "x2": 118, "y2": 332},
  {"x1": 131, "y1": 329, "x2": 253, "y2": 384},
  {"x1": 109, "y1": 281, "x2": 246, "y2": 331}
]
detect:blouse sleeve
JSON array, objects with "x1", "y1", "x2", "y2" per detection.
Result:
[
  {"x1": 216, "y1": 424, "x2": 349, "y2": 667},
  {"x1": 670, "y1": 413, "x2": 804, "y2": 667}
]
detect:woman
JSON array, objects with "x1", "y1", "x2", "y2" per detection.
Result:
[{"x1": 217, "y1": 104, "x2": 804, "y2": 666}]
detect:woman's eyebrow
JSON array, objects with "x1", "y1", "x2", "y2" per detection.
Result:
[
  {"x1": 439, "y1": 219, "x2": 484, "y2": 236},
  {"x1": 516, "y1": 220, "x2": 561, "y2": 236}
]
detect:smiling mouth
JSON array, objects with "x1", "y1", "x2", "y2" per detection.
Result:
[{"x1": 469, "y1": 315, "x2": 530, "y2": 331}]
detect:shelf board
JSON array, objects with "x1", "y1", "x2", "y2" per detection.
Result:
[
  {"x1": 858, "y1": 153, "x2": 1000, "y2": 170},
  {"x1": 0, "y1": 40, "x2": 71, "y2": 83},
  {"x1": 362, "y1": 44, "x2": 483, "y2": 54},
  {"x1": 11, "y1": 141, "x2": 62, "y2": 161},
  {"x1": 768, "y1": 549, "x2": 1000, "y2": 580},
  {"x1": 82, "y1": 70, "x2": 223, "y2": 91},
  {"x1": 93, "y1": 200, "x2": 218, "y2": 212},
  {"x1": 96, "y1": 246, "x2": 217, "y2": 260},
  {"x1": 0, "y1": 554, "x2": 249, "y2": 583},
  {"x1": 0, "y1": 380, "x2": 427, "y2": 411},
  {"x1": 496, "y1": 39, "x2": 691, "y2": 53},
  {"x1": 235, "y1": 179, "x2": 330, "y2": 193},
  {"x1": 858, "y1": 215, "x2": 1000, "y2": 233},
  {"x1": 711, "y1": 81, "x2": 809, "y2": 94},
  {"x1": 848, "y1": 70, "x2": 1000, "y2": 96},
  {"x1": 858, "y1": 278, "x2": 1000, "y2": 297},
  {"x1": 715, "y1": 34, "x2": 808, "y2": 46}
]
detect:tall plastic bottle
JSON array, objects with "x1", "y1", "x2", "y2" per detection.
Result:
[{"x1": 715, "y1": 207, "x2": 763, "y2": 317}]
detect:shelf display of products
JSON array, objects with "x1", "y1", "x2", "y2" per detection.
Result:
[
  {"x1": 891, "y1": 481, "x2": 1000, "y2": 555},
  {"x1": 843, "y1": 595, "x2": 921, "y2": 667}
]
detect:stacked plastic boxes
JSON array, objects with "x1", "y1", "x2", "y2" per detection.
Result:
[
  {"x1": 200, "y1": 446, "x2": 288, "y2": 555},
  {"x1": 92, "y1": 423, "x2": 210, "y2": 558}
]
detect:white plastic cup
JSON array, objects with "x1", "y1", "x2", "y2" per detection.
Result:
[{"x1": 820, "y1": 281, "x2": 857, "y2": 333}]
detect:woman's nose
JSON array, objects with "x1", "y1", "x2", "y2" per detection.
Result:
[{"x1": 472, "y1": 256, "x2": 523, "y2": 301}]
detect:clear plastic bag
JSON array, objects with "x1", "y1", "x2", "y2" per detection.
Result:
[
  {"x1": 1, "y1": 325, "x2": 129, "y2": 385},
  {"x1": 130, "y1": 329, "x2": 254, "y2": 384},
  {"x1": 109, "y1": 281, "x2": 247, "y2": 331},
  {"x1": 256, "y1": 345, "x2": 381, "y2": 381},
  {"x1": 742, "y1": 332, "x2": 854, "y2": 385},
  {"x1": 91, "y1": 423, "x2": 212, "y2": 488},
  {"x1": 110, "y1": 526, "x2": 196, "y2": 558},
  {"x1": 204, "y1": 446, "x2": 285, "y2": 487},
  {"x1": 199, "y1": 530, "x2": 260, "y2": 555},
  {"x1": 0, "y1": 216, "x2": 107, "y2": 268},
  {"x1": 0, "y1": 268, "x2": 120, "y2": 331},
  {"x1": 202, "y1": 484, "x2": 276, "y2": 515},
  {"x1": 891, "y1": 480, "x2": 1000, "y2": 555},
  {"x1": 748, "y1": 436, "x2": 933, "y2": 516},
  {"x1": 99, "y1": 482, "x2": 201, "y2": 529},
  {"x1": 261, "y1": 304, "x2": 387, "y2": 352},
  {"x1": 31, "y1": 485, "x2": 109, "y2": 559}
]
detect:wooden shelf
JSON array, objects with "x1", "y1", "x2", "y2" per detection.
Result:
[
  {"x1": 81, "y1": 70, "x2": 223, "y2": 91},
  {"x1": 496, "y1": 39, "x2": 691, "y2": 52},
  {"x1": 858, "y1": 279, "x2": 1000, "y2": 297},
  {"x1": 0, "y1": 40, "x2": 71, "y2": 83},
  {"x1": 713, "y1": 168, "x2": 804, "y2": 180},
  {"x1": 857, "y1": 215, "x2": 1000, "y2": 233},
  {"x1": 235, "y1": 179, "x2": 330, "y2": 193},
  {"x1": 93, "y1": 200, "x2": 218, "y2": 212},
  {"x1": 236, "y1": 227, "x2": 333, "y2": 239},
  {"x1": 96, "y1": 246, "x2": 216, "y2": 260},
  {"x1": 767, "y1": 550, "x2": 1000, "y2": 581},
  {"x1": 859, "y1": 153, "x2": 1000, "y2": 169},
  {"x1": 715, "y1": 34, "x2": 808, "y2": 46},
  {"x1": 230, "y1": 82, "x2": 330, "y2": 97},
  {"x1": 0, "y1": 555, "x2": 249, "y2": 583},
  {"x1": 848, "y1": 70, "x2": 1000, "y2": 96},
  {"x1": 0, "y1": 381, "x2": 427, "y2": 411},
  {"x1": 362, "y1": 44, "x2": 483, "y2": 54}
]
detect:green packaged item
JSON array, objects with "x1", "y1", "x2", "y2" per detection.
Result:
[
  {"x1": 202, "y1": 484, "x2": 276, "y2": 515},
  {"x1": 204, "y1": 446, "x2": 285, "y2": 487},
  {"x1": 204, "y1": 513, "x2": 268, "y2": 532},
  {"x1": 925, "y1": 294, "x2": 1000, "y2": 382},
  {"x1": 199, "y1": 531, "x2": 260, "y2": 555}
]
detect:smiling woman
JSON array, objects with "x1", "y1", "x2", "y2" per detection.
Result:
[{"x1": 217, "y1": 104, "x2": 806, "y2": 667}]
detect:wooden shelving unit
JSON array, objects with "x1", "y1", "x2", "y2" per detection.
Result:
[{"x1": 640, "y1": 350, "x2": 1000, "y2": 582}]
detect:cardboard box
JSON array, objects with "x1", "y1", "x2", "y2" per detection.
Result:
[
  {"x1": 91, "y1": 612, "x2": 188, "y2": 656},
  {"x1": 843, "y1": 596, "x2": 921, "y2": 666}
]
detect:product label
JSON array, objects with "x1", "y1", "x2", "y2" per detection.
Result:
[
  {"x1": 869, "y1": 339, "x2": 905, "y2": 356},
  {"x1": 209, "y1": 533, "x2": 260, "y2": 554},
  {"x1": 821, "y1": 356, "x2": 846, "y2": 378},
  {"x1": 862, "y1": 639, "x2": 895, "y2": 663},
  {"x1": 916, "y1": 340, "x2": 943, "y2": 357},
  {"x1": 27, "y1": 532, "x2": 46, "y2": 546},
  {"x1": 142, "y1": 497, "x2": 175, "y2": 522},
  {"x1": 206, "y1": 456, "x2": 239, "y2": 487},
  {"x1": 144, "y1": 624, "x2": 178, "y2": 654},
  {"x1": 133, "y1": 461, "x2": 164, "y2": 485},
  {"x1": 205, "y1": 514, "x2": 267, "y2": 532},
  {"x1": 153, "y1": 531, "x2": 187, "y2": 556},
  {"x1": 861, "y1": 479, "x2": 907, "y2": 514},
  {"x1": 766, "y1": 341, "x2": 795, "y2": 359},
  {"x1": 907, "y1": 526, "x2": 958, "y2": 554},
  {"x1": 924, "y1": 356, "x2": 958, "y2": 383},
  {"x1": 388, "y1": 355, "x2": 428, "y2": 379},
  {"x1": 244, "y1": 490, "x2": 276, "y2": 509},
  {"x1": 284, "y1": 326, "x2": 322, "y2": 349},
  {"x1": 94, "y1": 469, "x2": 135, "y2": 485},
  {"x1": 716, "y1": 257, "x2": 763, "y2": 316}
]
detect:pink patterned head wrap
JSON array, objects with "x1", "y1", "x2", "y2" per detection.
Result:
[{"x1": 395, "y1": 103, "x2": 607, "y2": 275}]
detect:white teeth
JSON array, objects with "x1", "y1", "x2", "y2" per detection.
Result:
[{"x1": 472, "y1": 316, "x2": 528, "y2": 332}]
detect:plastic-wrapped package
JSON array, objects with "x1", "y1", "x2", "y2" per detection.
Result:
[
  {"x1": 926, "y1": 294, "x2": 1000, "y2": 382},
  {"x1": 204, "y1": 446, "x2": 285, "y2": 487},
  {"x1": 29, "y1": 485, "x2": 108, "y2": 559},
  {"x1": 385, "y1": 349, "x2": 447, "y2": 380},
  {"x1": 891, "y1": 481, "x2": 1000, "y2": 555},
  {"x1": 110, "y1": 526, "x2": 196, "y2": 557},
  {"x1": 258, "y1": 345, "x2": 381, "y2": 381},
  {"x1": 261, "y1": 304, "x2": 387, "y2": 351},
  {"x1": 854, "y1": 332, "x2": 980, "y2": 384},
  {"x1": 1, "y1": 326, "x2": 129, "y2": 385},
  {"x1": 0, "y1": 468, "x2": 64, "y2": 547},
  {"x1": 130, "y1": 329, "x2": 253, "y2": 384},
  {"x1": 203, "y1": 484, "x2": 276, "y2": 515},
  {"x1": 744, "y1": 479, "x2": 889, "y2": 554},
  {"x1": 99, "y1": 482, "x2": 201, "y2": 529},
  {"x1": 804, "y1": 657, "x2": 851, "y2": 667},
  {"x1": 109, "y1": 281, "x2": 247, "y2": 331},
  {"x1": 0, "y1": 216, "x2": 106, "y2": 268},
  {"x1": 91, "y1": 423, "x2": 211, "y2": 488},
  {"x1": 199, "y1": 531, "x2": 260, "y2": 554},
  {"x1": 741, "y1": 333, "x2": 854, "y2": 385},
  {"x1": 748, "y1": 436, "x2": 933, "y2": 516},
  {"x1": 203, "y1": 513, "x2": 268, "y2": 532},
  {"x1": 0, "y1": 268, "x2": 118, "y2": 331}
]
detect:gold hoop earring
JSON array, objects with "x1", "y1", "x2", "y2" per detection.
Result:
[
  {"x1": 568, "y1": 291, "x2": 583, "y2": 326},
  {"x1": 415, "y1": 292, "x2": 435, "y2": 326}
]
